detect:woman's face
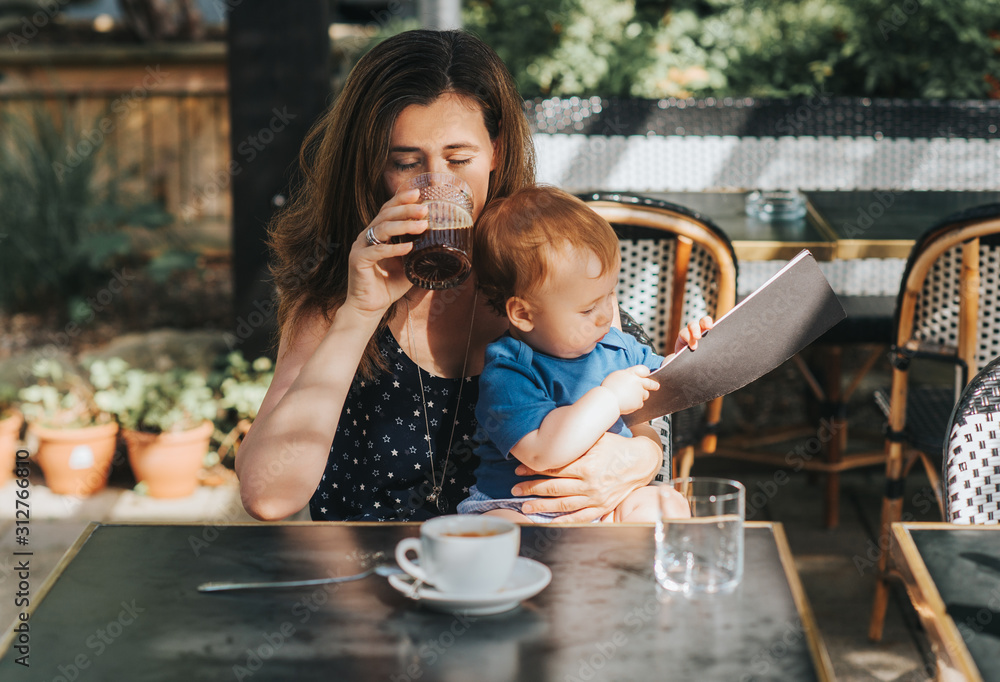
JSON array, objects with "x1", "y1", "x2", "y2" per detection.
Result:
[{"x1": 383, "y1": 92, "x2": 497, "y2": 219}]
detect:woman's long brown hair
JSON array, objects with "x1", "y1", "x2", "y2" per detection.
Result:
[{"x1": 268, "y1": 29, "x2": 535, "y2": 379}]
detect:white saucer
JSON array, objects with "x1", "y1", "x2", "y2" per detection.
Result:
[{"x1": 388, "y1": 557, "x2": 551, "y2": 615}]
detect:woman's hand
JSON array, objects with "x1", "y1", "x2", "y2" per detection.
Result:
[
  {"x1": 674, "y1": 315, "x2": 714, "y2": 353},
  {"x1": 510, "y1": 429, "x2": 662, "y2": 523},
  {"x1": 344, "y1": 188, "x2": 429, "y2": 318}
]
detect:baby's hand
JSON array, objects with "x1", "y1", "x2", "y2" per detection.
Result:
[
  {"x1": 601, "y1": 365, "x2": 660, "y2": 415},
  {"x1": 674, "y1": 315, "x2": 714, "y2": 353}
]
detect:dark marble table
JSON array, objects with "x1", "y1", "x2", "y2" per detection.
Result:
[
  {"x1": 0, "y1": 521, "x2": 832, "y2": 681},
  {"x1": 805, "y1": 190, "x2": 1000, "y2": 259},
  {"x1": 891, "y1": 522, "x2": 1000, "y2": 682},
  {"x1": 646, "y1": 190, "x2": 1000, "y2": 262}
]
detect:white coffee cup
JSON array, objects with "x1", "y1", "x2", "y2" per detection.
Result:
[{"x1": 395, "y1": 515, "x2": 520, "y2": 594}]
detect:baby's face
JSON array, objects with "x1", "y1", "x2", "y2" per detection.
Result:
[{"x1": 518, "y1": 246, "x2": 619, "y2": 359}]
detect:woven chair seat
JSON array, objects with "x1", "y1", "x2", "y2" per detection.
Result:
[
  {"x1": 944, "y1": 355, "x2": 1000, "y2": 525},
  {"x1": 584, "y1": 193, "x2": 738, "y2": 477}
]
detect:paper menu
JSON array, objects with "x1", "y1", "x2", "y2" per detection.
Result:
[{"x1": 624, "y1": 250, "x2": 847, "y2": 426}]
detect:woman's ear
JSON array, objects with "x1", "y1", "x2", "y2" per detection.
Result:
[
  {"x1": 506, "y1": 297, "x2": 534, "y2": 333},
  {"x1": 489, "y1": 138, "x2": 498, "y2": 172}
]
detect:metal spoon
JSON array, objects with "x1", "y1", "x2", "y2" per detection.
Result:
[{"x1": 197, "y1": 564, "x2": 402, "y2": 592}]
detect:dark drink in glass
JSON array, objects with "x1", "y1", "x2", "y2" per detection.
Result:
[{"x1": 403, "y1": 173, "x2": 475, "y2": 290}]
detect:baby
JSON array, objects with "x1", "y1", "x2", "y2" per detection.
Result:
[{"x1": 458, "y1": 186, "x2": 705, "y2": 523}]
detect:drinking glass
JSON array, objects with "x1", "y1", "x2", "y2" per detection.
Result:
[
  {"x1": 400, "y1": 172, "x2": 475, "y2": 290},
  {"x1": 655, "y1": 477, "x2": 745, "y2": 594}
]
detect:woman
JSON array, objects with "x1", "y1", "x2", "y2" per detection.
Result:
[{"x1": 236, "y1": 29, "x2": 664, "y2": 522}]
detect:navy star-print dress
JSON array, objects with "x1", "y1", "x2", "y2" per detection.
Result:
[{"x1": 310, "y1": 326, "x2": 480, "y2": 521}]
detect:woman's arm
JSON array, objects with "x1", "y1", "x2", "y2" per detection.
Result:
[
  {"x1": 235, "y1": 306, "x2": 378, "y2": 521},
  {"x1": 236, "y1": 191, "x2": 427, "y2": 521},
  {"x1": 511, "y1": 427, "x2": 662, "y2": 523}
]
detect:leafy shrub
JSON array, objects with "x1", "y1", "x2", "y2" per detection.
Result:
[
  {"x1": 461, "y1": 0, "x2": 1000, "y2": 99},
  {"x1": 90, "y1": 358, "x2": 218, "y2": 434},
  {"x1": 17, "y1": 358, "x2": 113, "y2": 429},
  {"x1": 0, "y1": 106, "x2": 175, "y2": 314}
]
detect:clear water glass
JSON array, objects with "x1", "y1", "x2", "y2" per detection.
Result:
[{"x1": 655, "y1": 477, "x2": 745, "y2": 594}]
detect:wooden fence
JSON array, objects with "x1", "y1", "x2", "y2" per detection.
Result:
[{"x1": 0, "y1": 45, "x2": 231, "y2": 231}]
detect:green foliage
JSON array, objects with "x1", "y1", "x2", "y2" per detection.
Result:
[
  {"x1": 0, "y1": 106, "x2": 174, "y2": 314},
  {"x1": 90, "y1": 358, "x2": 218, "y2": 434},
  {"x1": 461, "y1": 0, "x2": 1000, "y2": 99},
  {"x1": 0, "y1": 382, "x2": 18, "y2": 419},
  {"x1": 213, "y1": 351, "x2": 274, "y2": 423},
  {"x1": 17, "y1": 358, "x2": 112, "y2": 429}
]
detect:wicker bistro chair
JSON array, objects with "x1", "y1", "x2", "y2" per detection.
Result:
[
  {"x1": 944, "y1": 355, "x2": 1000, "y2": 525},
  {"x1": 581, "y1": 193, "x2": 738, "y2": 480},
  {"x1": 868, "y1": 204, "x2": 1000, "y2": 641}
]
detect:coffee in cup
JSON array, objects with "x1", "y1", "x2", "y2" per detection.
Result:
[{"x1": 395, "y1": 515, "x2": 520, "y2": 594}]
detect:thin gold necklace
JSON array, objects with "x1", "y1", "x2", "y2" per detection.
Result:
[{"x1": 404, "y1": 290, "x2": 477, "y2": 513}]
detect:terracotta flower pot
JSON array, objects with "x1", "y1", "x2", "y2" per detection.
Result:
[
  {"x1": 0, "y1": 412, "x2": 24, "y2": 485},
  {"x1": 31, "y1": 422, "x2": 119, "y2": 496},
  {"x1": 123, "y1": 420, "x2": 214, "y2": 498}
]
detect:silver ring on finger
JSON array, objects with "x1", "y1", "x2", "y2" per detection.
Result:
[{"x1": 365, "y1": 226, "x2": 384, "y2": 246}]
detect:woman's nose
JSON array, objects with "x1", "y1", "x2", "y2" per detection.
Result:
[{"x1": 425, "y1": 159, "x2": 449, "y2": 175}]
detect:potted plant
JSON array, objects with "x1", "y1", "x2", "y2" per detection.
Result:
[
  {"x1": 18, "y1": 359, "x2": 118, "y2": 496},
  {"x1": 0, "y1": 383, "x2": 24, "y2": 485},
  {"x1": 213, "y1": 351, "x2": 274, "y2": 463},
  {"x1": 92, "y1": 358, "x2": 218, "y2": 498}
]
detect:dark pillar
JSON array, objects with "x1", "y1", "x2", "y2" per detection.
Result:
[{"x1": 226, "y1": 1, "x2": 330, "y2": 359}]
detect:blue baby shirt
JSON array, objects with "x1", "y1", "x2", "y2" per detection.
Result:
[{"x1": 472, "y1": 327, "x2": 665, "y2": 499}]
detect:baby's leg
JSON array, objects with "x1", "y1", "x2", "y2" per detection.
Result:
[
  {"x1": 613, "y1": 485, "x2": 692, "y2": 523},
  {"x1": 612, "y1": 486, "x2": 661, "y2": 523},
  {"x1": 484, "y1": 508, "x2": 531, "y2": 522}
]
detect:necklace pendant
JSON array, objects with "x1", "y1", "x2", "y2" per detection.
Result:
[{"x1": 427, "y1": 486, "x2": 446, "y2": 512}]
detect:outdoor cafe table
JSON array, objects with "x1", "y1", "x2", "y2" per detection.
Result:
[
  {"x1": 890, "y1": 522, "x2": 1000, "y2": 682},
  {"x1": 647, "y1": 190, "x2": 1000, "y2": 264},
  {"x1": 0, "y1": 521, "x2": 833, "y2": 681}
]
